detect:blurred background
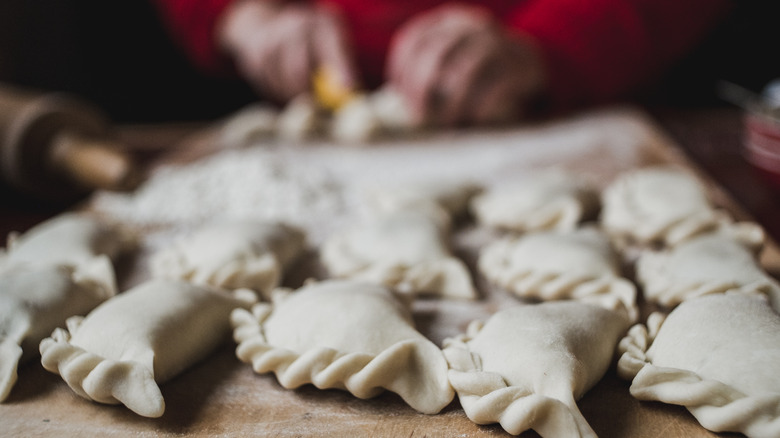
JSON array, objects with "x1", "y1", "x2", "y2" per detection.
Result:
[{"x1": 1, "y1": 0, "x2": 778, "y2": 124}]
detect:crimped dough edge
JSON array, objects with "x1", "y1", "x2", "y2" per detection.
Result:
[{"x1": 231, "y1": 301, "x2": 454, "y2": 414}]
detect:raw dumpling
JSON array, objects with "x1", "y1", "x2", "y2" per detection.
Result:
[
  {"x1": 367, "y1": 179, "x2": 482, "y2": 219},
  {"x1": 231, "y1": 279, "x2": 454, "y2": 414},
  {"x1": 600, "y1": 166, "x2": 723, "y2": 247},
  {"x1": 444, "y1": 299, "x2": 632, "y2": 437},
  {"x1": 471, "y1": 170, "x2": 598, "y2": 232},
  {"x1": 320, "y1": 209, "x2": 476, "y2": 299},
  {"x1": 150, "y1": 220, "x2": 306, "y2": 299},
  {"x1": 0, "y1": 259, "x2": 116, "y2": 402},
  {"x1": 478, "y1": 227, "x2": 637, "y2": 320},
  {"x1": 635, "y1": 227, "x2": 779, "y2": 310},
  {"x1": 2, "y1": 212, "x2": 134, "y2": 268},
  {"x1": 39, "y1": 279, "x2": 255, "y2": 417},
  {"x1": 617, "y1": 293, "x2": 780, "y2": 438}
]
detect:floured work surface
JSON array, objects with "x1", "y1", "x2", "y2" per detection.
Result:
[{"x1": 1, "y1": 107, "x2": 768, "y2": 437}]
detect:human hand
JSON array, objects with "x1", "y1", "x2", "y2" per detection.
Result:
[
  {"x1": 218, "y1": 1, "x2": 359, "y2": 103},
  {"x1": 387, "y1": 4, "x2": 546, "y2": 126}
]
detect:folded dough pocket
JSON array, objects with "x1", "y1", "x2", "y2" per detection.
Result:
[
  {"x1": 617, "y1": 293, "x2": 780, "y2": 438},
  {"x1": 39, "y1": 279, "x2": 255, "y2": 417},
  {"x1": 443, "y1": 300, "x2": 632, "y2": 437},
  {"x1": 150, "y1": 220, "x2": 306, "y2": 299},
  {"x1": 470, "y1": 170, "x2": 598, "y2": 233},
  {"x1": 600, "y1": 166, "x2": 731, "y2": 247},
  {"x1": 478, "y1": 227, "x2": 638, "y2": 320},
  {"x1": 0, "y1": 259, "x2": 116, "y2": 402},
  {"x1": 636, "y1": 229, "x2": 780, "y2": 311},
  {"x1": 3, "y1": 212, "x2": 135, "y2": 268},
  {"x1": 231, "y1": 279, "x2": 455, "y2": 414},
  {"x1": 321, "y1": 210, "x2": 476, "y2": 299}
]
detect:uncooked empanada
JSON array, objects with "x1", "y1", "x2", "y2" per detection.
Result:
[
  {"x1": 618, "y1": 293, "x2": 780, "y2": 438},
  {"x1": 600, "y1": 166, "x2": 722, "y2": 246},
  {"x1": 320, "y1": 209, "x2": 476, "y2": 299},
  {"x1": 0, "y1": 259, "x2": 116, "y2": 402},
  {"x1": 478, "y1": 227, "x2": 637, "y2": 319},
  {"x1": 39, "y1": 279, "x2": 255, "y2": 417},
  {"x1": 444, "y1": 299, "x2": 632, "y2": 437},
  {"x1": 635, "y1": 227, "x2": 779, "y2": 310},
  {"x1": 150, "y1": 220, "x2": 306, "y2": 299},
  {"x1": 471, "y1": 170, "x2": 598, "y2": 232},
  {"x1": 367, "y1": 179, "x2": 482, "y2": 218},
  {"x1": 231, "y1": 279, "x2": 454, "y2": 414},
  {"x1": 2, "y1": 212, "x2": 133, "y2": 268}
]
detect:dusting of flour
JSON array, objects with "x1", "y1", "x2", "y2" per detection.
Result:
[
  {"x1": 92, "y1": 107, "x2": 653, "y2": 247},
  {"x1": 92, "y1": 147, "x2": 355, "y2": 245}
]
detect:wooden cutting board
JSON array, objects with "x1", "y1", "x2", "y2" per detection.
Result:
[{"x1": 1, "y1": 106, "x2": 768, "y2": 437}]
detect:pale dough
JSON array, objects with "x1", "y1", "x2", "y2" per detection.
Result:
[
  {"x1": 617, "y1": 293, "x2": 780, "y2": 438},
  {"x1": 478, "y1": 227, "x2": 637, "y2": 320},
  {"x1": 39, "y1": 279, "x2": 255, "y2": 417},
  {"x1": 277, "y1": 94, "x2": 323, "y2": 141},
  {"x1": 444, "y1": 299, "x2": 632, "y2": 437},
  {"x1": 600, "y1": 166, "x2": 724, "y2": 246},
  {"x1": 0, "y1": 259, "x2": 116, "y2": 402},
  {"x1": 231, "y1": 279, "x2": 454, "y2": 414},
  {"x1": 471, "y1": 170, "x2": 598, "y2": 232},
  {"x1": 2, "y1": 212, "x2": 134, "y2": 268},
  {"x1": 367, "y1": 179, "x2": 482, "y2": 218},
  {"x1": 320, "y1": 209, "x2": 476, "y2": 299},
  {"x1": 331, "y1": 94, "x2": 382, "y2": 143},
  {"x1": 330, "y1": 86, "x2": 416, "y2": 143},
  {"x1": 150, "y1": 220, "x2": 306, "y2": 299},
  {"x1": 635, "y1": 227, "x2": 779, "y2": 310},
  {"x1": 219, "y1": 103, "x2": 279, "y2": 148}
]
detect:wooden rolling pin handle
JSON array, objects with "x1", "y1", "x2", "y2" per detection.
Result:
[{"x1": 49, "y1": 131, "x2": 139, "y2": 191}]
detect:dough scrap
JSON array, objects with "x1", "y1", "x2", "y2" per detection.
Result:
[
  {"x1": 444, "y1": 300, "x2": 632, "y2": 437},
  {"x1": 478, "y1": 227, "x2": 638, "y2": 320},
  {"x1": 277, "y1": 94, "x2": 324, "y2": 141},
  {"x1": 231, "y1": 279, "x2": 454, "y2": 414},
  {"x1": 600, "y1": 166, "x2": 725, "y2": 247},
  {"x1": 471, "y1": 170, "x2": 598, "y2": 232},
  {"x1": 2, "y1": 212, "x2": 134, "y2": 268},
  {"x1": 219, "y1": 104, "x2": 279, "y2": 148},
  {"x1": 150, "y1": 220, "x2": 306, "y2": 299},
  {"x1": 331, "y1": 94, "x2": 382, "y2": 143},
  {"x1": 321, "y1": 209, "x2": 476, "y2": 299},
  {"x1": 0, "y1": 259, "x2": 116, "y2": 402},
  {"x1": 617, "y1": 293, "x2": 780, "y2": 438},
  {"x1": 636, "y1": 227, "x2": 779, "y2": 310},
  {"x1": 39, "y1": 279, "x2": 255, "y2": 417}
]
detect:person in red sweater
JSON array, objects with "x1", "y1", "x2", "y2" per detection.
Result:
[{"x1": 151, "y1": 0, "x2": 733, "y2": 126}]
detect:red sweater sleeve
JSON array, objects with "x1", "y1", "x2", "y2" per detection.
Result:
[
  {"x1": 503, "y1": 0, "x2": 733, "y2": 110},
  {"x1": 150, "y1": 0, "x2": 242, "y2": 73}
]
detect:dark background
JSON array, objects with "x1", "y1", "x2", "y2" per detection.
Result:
[{"x1": 0, "y1": 0, "x2": 778, "y2": 124}]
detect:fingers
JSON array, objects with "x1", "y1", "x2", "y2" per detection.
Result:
[
  {"x1": 388, "y1": 5, "x2": 514, "y2": 126},
  {"x1": 389, "y1": 6, "x2": 544, "y2": 127},
  {"x1": 223, "y1": 3, "x2": 359, "y2": 103},
  {"x1": 398, "y1": 30, "x2": 468, "y2": 122},
  {"x1": 435, "y1": 33, "x2": 498, "y2": 125},
  {"x1": 312, "y1": 5, "x2": 359, "y2": 90}
]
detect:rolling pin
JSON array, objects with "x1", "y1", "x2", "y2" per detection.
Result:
[{"x1": 0, "y1": 84, "x2": 137, "y2": 203}]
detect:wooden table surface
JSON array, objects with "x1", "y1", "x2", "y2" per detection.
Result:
[{"x1": 0, "y1": 106, "x2": 775, "y2": 437}]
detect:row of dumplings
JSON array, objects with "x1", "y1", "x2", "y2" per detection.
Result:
[{"x1": 1, "y1": 165, "x2": 779, "y2": 437}]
